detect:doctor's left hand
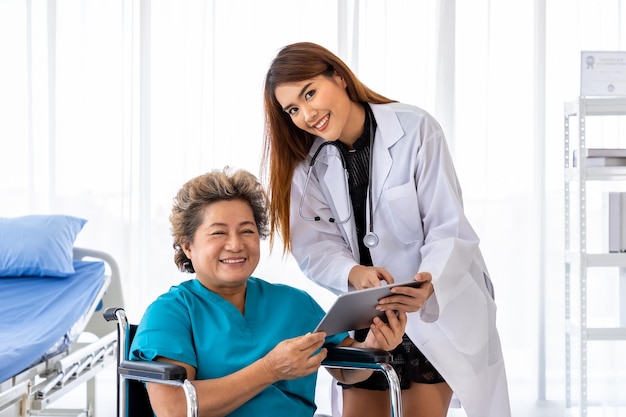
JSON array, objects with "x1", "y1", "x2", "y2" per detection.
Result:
[{"x1": 376, "y1": 272, "x2": 434, "y2": 314}]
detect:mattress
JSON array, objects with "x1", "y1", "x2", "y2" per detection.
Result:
[{"x1": 0, "y1": 260, "x2": 106, "y2": 383}]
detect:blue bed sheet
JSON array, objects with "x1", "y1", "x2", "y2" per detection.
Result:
[{"x1": 0, "y1": 260, "x2": 106, "y2": 383}]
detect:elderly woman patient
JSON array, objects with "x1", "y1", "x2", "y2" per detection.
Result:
[{"x1": 129, "y1": 167, "x2": 407, "y2": 417}]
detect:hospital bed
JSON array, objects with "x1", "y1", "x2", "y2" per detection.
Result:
[{"x1": 0, "y1": 247, "x2": 123, "y2": 417}]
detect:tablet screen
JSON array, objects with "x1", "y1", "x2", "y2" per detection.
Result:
[{"x1": 314, "y1": 281, "x2": 422, "y2": 335}]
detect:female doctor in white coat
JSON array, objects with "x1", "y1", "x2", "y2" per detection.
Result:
[{"x1": 261, "y1": 42, "x2": 510, "y2": 417}]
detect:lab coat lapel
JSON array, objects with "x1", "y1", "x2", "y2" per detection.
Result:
[{"x1": 369, "y1": 104, "x2": 403, "y2": 212}]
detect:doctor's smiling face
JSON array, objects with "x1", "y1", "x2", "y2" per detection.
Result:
[
  {"x1": 274, "y1": 73, "x2": 366, "y2": 147},
  {"x1": 181, "y1": 199, "x2": 261, "y2": 292}
]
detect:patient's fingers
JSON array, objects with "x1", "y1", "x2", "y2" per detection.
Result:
[
  {"x1": 263, "y1": 333, "x2": 327, "y2": 381},
  {"x1": 299, "y1": 331, "x2": 327, "y2": 349},
  {"x1": 381, "y1": 310, "x2": 406, "y2": 342},
  {"x1": 363, "y1": 310, "x2": 407, "y2": 350},
  {"x1": 385, "y1": 308, "x2": 407, "y2": 331}
]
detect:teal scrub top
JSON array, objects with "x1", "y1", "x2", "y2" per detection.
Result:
[{"x1": 130, "y1": 277, "x2": 347, "y2": 417}]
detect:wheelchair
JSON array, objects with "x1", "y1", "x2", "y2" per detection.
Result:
[{"x1": 104, "y1": 307, "x2": 403, "y2": 417}]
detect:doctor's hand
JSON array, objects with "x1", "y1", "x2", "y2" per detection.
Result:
[
  {"x1": 376, "y1": 272, "x2": 434, "y2": 313},
  {"x1": 359, "y1": 309, "x2": 407, "y2": 351},
  {"x1": 262, "y1": 332, "x2": 327, "y2": 381},
  {"x1": 348, "y1": 265, "x2": 394, "y2": 290}
]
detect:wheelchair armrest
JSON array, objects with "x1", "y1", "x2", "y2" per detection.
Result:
[
  {"x1": 120, "y1": 360, "x2": 187, "y2": 382},
  {"x1": 322, "y1": 347, "x2": 402, "y2": 416},
  {"x1": 323, "y1": 346, "x2": 392, "y2": 364}
]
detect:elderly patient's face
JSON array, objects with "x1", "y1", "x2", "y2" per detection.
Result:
[{"x1": 184, "y1": 199, "x2": 260, "y2": 291}]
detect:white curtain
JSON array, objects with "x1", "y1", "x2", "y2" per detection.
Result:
[{"x1": 2, "y1": 0, "x2": 626, "y2": 415}]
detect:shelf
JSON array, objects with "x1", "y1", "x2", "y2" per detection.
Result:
[
  {"x1": 564, "y1": 96, "x2": 626, "y2": 417},
  {"x1": 565, "y1": 96, "x2": 626, "y2": 117},
  {"x1": 565, "y1": 252, "x2": 626, "y2": 267},
  {"x1": 566, "y1": 321, "x2": 626, "y2": 341},
  {"x1": 565, "y1": 166, "x2": 626, "y2": 181}
]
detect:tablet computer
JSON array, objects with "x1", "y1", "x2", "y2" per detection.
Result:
[{"x1": 314, "y1": 281, "x2": 423, "y2": 335}]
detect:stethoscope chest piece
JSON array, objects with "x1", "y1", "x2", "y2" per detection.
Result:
[{"x1": 363, "y1": 231, "x2": 379, "y2": 249}]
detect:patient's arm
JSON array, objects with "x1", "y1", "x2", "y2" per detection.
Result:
[
  {"x1": 146, "y1": 332, "x2": 328, "y2": 417},
  {"x1": 326, "y1": 309, "x2": 407, "y2": 385}
]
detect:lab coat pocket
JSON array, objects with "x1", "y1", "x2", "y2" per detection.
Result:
[
  {"x1": 383, "y1": 181, "x2": 423, "y2": 244},
  {"x1": 437, "y1": 275, "x2": 488, "y2": 356}
]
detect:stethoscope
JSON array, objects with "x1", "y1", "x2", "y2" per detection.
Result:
[{"x1": 298, "y1": 110, "x2": 379, "y2": 249}]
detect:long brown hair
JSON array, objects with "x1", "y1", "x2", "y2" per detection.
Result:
[{"x1": 261, "y1": 42, "x2": 395, "y2": 253}]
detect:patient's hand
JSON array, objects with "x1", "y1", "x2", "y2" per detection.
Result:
[
  {"x1": 361, "y1": 309, "x2": 407, "y2": 351},
  {"x1": 262, "y1": 332, "x2": 327, "y2": 381}
]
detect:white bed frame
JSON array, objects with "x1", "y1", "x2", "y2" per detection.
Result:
[{"x1": 0, "y1": 248, "x2": 124, "y2": 417}]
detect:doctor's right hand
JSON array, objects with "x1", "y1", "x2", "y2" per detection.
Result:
[{"x1": 348, "y1": 265, "x2": 394, "y2": 290}]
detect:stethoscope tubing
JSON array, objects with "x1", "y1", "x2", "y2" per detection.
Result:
[
  {"x1": 298, "y1": 141, "x2": 352, "y2": 224},
  {"x1": 298, "y1": 108, "x2": 379, "y2": 248}
]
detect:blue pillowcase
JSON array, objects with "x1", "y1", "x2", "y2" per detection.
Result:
[{"x1": 0, "y1": 215, "x2": 87, "y2": 277}]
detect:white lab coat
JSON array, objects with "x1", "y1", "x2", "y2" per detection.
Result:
[{"x1": 289, "y1": 102, "x2": 511, "y2": 417}]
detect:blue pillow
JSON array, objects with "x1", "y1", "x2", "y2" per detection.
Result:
[{"x1": 0, "y1": 215, "x2": 87, "y2": 277}]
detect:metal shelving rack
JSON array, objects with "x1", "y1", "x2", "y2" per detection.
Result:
[{"x1": 564, "y1": 97, "x2": 626, "y2": 417}]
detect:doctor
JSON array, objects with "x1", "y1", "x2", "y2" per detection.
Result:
[{"x1": 261, "y1": 42, "x2": 511, "y2": 417}]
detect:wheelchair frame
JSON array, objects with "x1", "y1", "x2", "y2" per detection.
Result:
[{"x1": 104, "y1": 307, "x2": 402, "y2": 417}]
